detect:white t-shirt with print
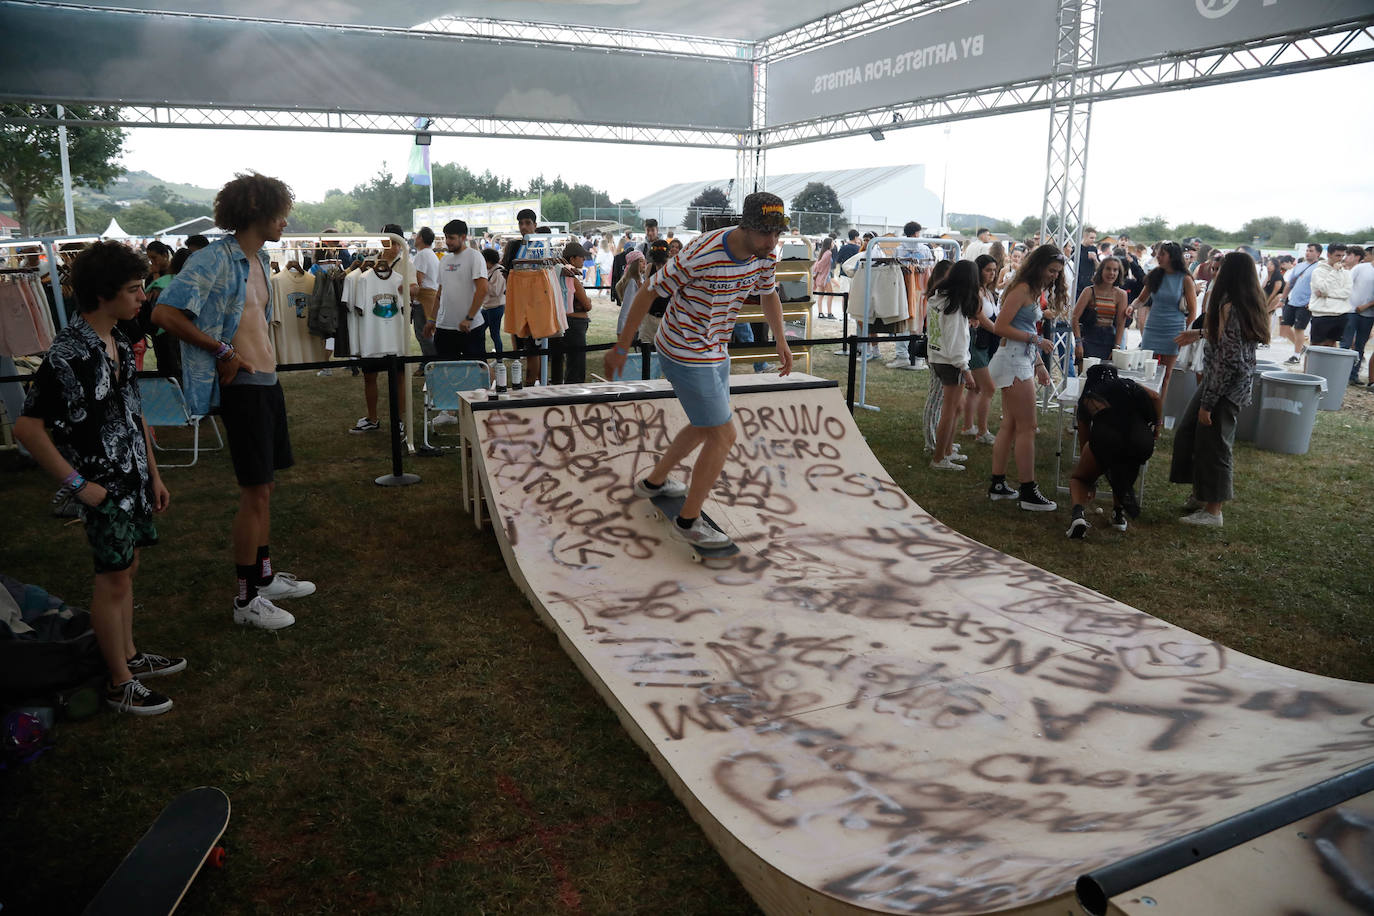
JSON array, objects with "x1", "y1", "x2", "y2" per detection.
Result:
[{"x1": 436, "y1": 248, "x2": 487, "y2": 331}]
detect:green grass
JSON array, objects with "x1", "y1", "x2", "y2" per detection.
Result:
[{"x1": 2, "y1": 301, "x2": 1371, "y2": 914}]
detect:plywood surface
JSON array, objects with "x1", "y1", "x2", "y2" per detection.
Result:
[{"x1": 466, "y1": 377, "x2": 1374, "y2": 916}]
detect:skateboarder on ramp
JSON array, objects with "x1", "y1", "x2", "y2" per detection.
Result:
[{"x1": 603, "y1": 192, "x2": 793, "y2": 550}]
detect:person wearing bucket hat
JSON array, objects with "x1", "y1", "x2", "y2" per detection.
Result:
[{"x1": 604, "y1": 191, "x2": 792, "y2": 550}]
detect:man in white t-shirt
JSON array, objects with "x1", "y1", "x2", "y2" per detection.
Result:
[
  {"x1": 603, "y1": 192, "x2": 793, "y2": 550},
  {"x1": 428, "y1": 219, "x2": 488, "y2": 359},
  {"x1": 410, "y1": 226, "x2": 440, "y2": 362},
  {"x1": 1342, "y1": 245, "x2": 1373, "y2": 385}
]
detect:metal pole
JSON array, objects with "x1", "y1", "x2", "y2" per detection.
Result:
[
  {"x1": 375, "y1": 355, "x2": 420, "y2": 486},
  {"x1": 940, "y1": 126, "x2": 951, "y2": 231},
  {"x1": 56, "y1": 105, "x2": 76, "y2": 235}
]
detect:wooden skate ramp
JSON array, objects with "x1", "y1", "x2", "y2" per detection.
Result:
[{"x1": 463, "y1": 375, "x2": 1374, "y2": 915}]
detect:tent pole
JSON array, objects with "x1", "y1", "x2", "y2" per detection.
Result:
[{"x1": 56, "y1": 105, "x2": 76, "y2": 235}]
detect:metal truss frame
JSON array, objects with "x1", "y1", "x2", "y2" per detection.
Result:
[
  {"x1": 759, "y1": 16, "x2": 1374, "y2": 147},
  {"x1": 735, "y1": 59, "x2": 769, "y2": 209},
  {"x1": 1040, "y1": 0, "x2": 1099, "y2": 252},
  {"x1": 5, "y1": 105, "x2": 744, "y2": 149}
]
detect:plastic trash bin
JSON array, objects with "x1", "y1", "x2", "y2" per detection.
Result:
[
  {"x1": 1236, "y1": 360, "x2": 1283, "y2": 442},
  {"x1": 1161, "y1": 364, "x2": 1198, "y2": 430},
  {"x1": 1302, "y1": 345, "x2": 1359, "y2": 410},
  {"x1": 1255, "y1": 371, "x2": 1327, "y2": 455}
]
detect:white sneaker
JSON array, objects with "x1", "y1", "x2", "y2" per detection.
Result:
[
  {"x1": 1180, "y1": 508, "x2": 1223, "y2": 527},
  {"x1": 961, "y1": 426, "x2": 980, "y2": 437},
  {"x1": 316, "y1": 368, "x2": 333, "y2": 377},
  {"x1": 634, "y1": 476, "x2": 688, "y2": 499},
  {"x1": 885, "y1": 359, "x2": 910, "y2": 369},
  {"x1": 233, "y1": 595, "x2": 296, "y2": 630},
  {"x1": 256, "y1": 571, "x2": 316, "y2": 600},
  {"x1": 432, "y1": 411, "x2": 458, "y2": 427},
  {"x1": 946, "y1": 452, "x2": 969, "y2": 463},
  {"x1": 931, "y1": 458, "x2": 966, "y2": 471},
  {"x1": 668, "y1": 515, "x2": 732, "y2": 548},
  {"x1": 975, "y1": 431, "x2": 998, "y2": 445}
]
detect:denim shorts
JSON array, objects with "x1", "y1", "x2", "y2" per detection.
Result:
[
  {"x1": 989, "y1": 342, "x2": 1036, "y2": 389},
  {"x1": 659, "y1": 354, "x2": 732, "y2": 427}
]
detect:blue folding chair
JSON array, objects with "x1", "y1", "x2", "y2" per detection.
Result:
[
  {"x1": 139, "y1": 376, "x2": 223, "y2": 468},
  {"x1": 422, "y1": 360, "x2": 491, "y2": 449}
]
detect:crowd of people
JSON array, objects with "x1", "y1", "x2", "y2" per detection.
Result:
[{"x1": 11, "y1": 169, "x2": 1371, "y2": 714}]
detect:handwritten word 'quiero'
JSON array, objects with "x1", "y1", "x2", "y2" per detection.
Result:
[{"x1": 811, "y1": 34, "x2": 985, "y2": 95}]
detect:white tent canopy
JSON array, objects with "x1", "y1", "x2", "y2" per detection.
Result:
[{"x1": 101, "y1": 217, "x2": 130, "y2": 239}]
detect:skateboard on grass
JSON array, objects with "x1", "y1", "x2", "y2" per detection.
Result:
[
  {"x1": 84, "y1": 786, "x2": 230, "y2": 916},
  {"x1": 647, "y1": 493, "x2": 740, "y2": 565}
]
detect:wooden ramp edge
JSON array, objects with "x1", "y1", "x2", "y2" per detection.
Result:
[{"x1": 462, "y1": 375, "x2": 1374, "y2": 916}]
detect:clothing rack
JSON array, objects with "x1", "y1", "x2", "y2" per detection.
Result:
[{"x1": 854, "y1": 237, "x2": 959, "y2": 411}]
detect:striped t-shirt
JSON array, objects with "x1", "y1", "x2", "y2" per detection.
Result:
[{"x1": 648, "y1": 228, "x2": 777, "y2": 364}]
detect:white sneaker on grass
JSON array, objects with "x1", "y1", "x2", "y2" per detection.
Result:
[
  {"x1": 975, "y1": 431, "x2": 998, "y2": 445},
  {"x1": 634, "y1": 476, "x2": 688, "y2": 499},
  {"x1": 668, "y1": 515, "x2": 731, "y2": 548},
  {"x1": 1180, "y1": 508, "x2": 1223, "y2": 527},
  {"x1": 233, "y1": 595, "x2": 296, "y2": 630},
  {"x1": 931, "y1": 458, "x2": 965, "y2": 471},
  {"x1": 432, "y1": 411, "x2": 458, "y2": 427},
  {"x1": 961, "y1": 426, "x2": 979, "y2": 437},
  {"x1": 945, "y1": 452, "x2": 969, "y2": 463},
  {"x1": 257, "y1": 571, "x2": 316, "y2": 600}
]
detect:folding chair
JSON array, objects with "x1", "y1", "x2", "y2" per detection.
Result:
[
  {"x1": 610, "y1": 351, "x2": 662, "y2": 382},
  {"x1": 139, "y1": 376, "x2": 223, "y2": 468},
  {"x1": 422, "y1": 360, "x2": 491, "y2": 449}
]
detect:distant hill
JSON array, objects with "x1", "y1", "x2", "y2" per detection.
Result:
[
  {"x1": 82, "y1": 170, "x2": 218, "y2": 205},
  {"x1": 947, "y1": 212, "x2": 1008, "y2": 232}
]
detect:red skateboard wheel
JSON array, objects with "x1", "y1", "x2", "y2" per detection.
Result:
[{"x1": 209, "y1": 846, "x2": 226, "y2": 868}]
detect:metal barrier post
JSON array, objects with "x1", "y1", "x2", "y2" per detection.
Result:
[{"x1": 375, "y1": 354, "x2": 420, "y2": 487}]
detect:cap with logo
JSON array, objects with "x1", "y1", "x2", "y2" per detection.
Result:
[{"x1": 740, "y1": 191, "x2": 789, "y2": 232}]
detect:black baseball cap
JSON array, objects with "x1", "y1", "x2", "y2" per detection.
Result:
[{"x1": 740, "y1": 192, "x2": 788, "y2": 232}]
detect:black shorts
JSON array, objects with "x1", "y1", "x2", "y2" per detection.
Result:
[
  {"x1": 930, "y1": 362, "x2": 963, "y2": 385},
  {"x1": 1280, "y1": 304, "x2": 1311, "y2": 330},
  {"x1": 1309, "y1": 315, "x2": 1347, "y2": 342},
  {"x1": 219, "y1": 382, "x2": 294, "y2": 486}
]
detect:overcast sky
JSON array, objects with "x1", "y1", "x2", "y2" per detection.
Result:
[{"x1": 119, "y1": 61, "x2": 1374, "y2": 234}]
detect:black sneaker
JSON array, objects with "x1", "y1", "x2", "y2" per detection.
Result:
[
  {"x1": 105, "y1": 679, "x2": 173, "y2": 716},
  {"x1": 126, "y1": 652, "x2": 187, "y2": 679},
  {"x1": 1018, "y1": 484, "x2": 1057, "y2": 512},
  {"x1": 1111, "y1": 507, "x2": 1128, "y2": 531},
  {"x1": 988, "y1": 481, "x2": 1018, "y2": 501},
  {"x1": 1067, "y1": 516, "x2": 1090, "y2": 539},
  {"x1": 1284, "y1": 355, "x2": 1300, "y2": 365},
  {"x1": 1119, "y1": 488, "x2": 1141, "y2": 520}
]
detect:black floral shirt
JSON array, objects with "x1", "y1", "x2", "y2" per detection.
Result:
[
  {"x1": 1199, "y1": 303, "x2": 1258, "y2": 411},
  {"x1": 21, "y1": 317, "x2": 153, "y2": 518}
]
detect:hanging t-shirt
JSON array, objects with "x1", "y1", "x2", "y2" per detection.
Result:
[
  {"x1": 348, "y1": 265, "x2": 407, "y2": 358},
  {"x1": 648, "y1": 227, "x2": 776, "y2": 364},
  {"x1": 436, "y1": 248, "x2": 487, "y2": 331},
  {"x1": 270, "y1": 268, "x2": 327, "y2": 365}
]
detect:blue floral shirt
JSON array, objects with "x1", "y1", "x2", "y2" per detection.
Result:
[{"x1": 158, "y1": 236, "x2": 273, "y2": 416}]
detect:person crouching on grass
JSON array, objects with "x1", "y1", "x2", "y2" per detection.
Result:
[
  {"x1": 1065, "y1": 364, "x2": 1162, "y2": 539},
  {"x1": 15, "y1": 242, "x2": 180, "y2": 716},
  {"x1": 1168, "y1": 251, "x2": 1270, "y2": 527}
]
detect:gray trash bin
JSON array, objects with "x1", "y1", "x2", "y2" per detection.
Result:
[
  {"x1": 1236, "y1": 360, "x2": 1283, "y2": 442},
  {"x1": 1302, "y1": 344, "x2": 1359, "y2": 410},
  {"x1": 1255, "y1": 371, "x2": 1327, "y2": 455},
  {"x1": 1161, "y1": 363, "x2": 1198, "y2": 430}
]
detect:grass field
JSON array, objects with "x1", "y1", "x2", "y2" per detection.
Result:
[{"x1": 2, "y1": 302, "x2": 1371, "y2": 915}]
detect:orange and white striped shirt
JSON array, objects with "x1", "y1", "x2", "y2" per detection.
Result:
[{"x1": 649, "y1": 228, "x2": 777, "y2": 364}]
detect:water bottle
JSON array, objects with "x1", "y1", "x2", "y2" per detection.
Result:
[{"x1": 509, "y1": 359, "x2": 523, "y2": 390}]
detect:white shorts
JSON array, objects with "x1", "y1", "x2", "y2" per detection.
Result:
[{"x1": 989, "y1": 344, "x2": 1036, "y2": 389}]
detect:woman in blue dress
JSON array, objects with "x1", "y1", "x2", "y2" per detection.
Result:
[{"x1": 1134, "y1": 241, "x2": 1197, "y2": 405}]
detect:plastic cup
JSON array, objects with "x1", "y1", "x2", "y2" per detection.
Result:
[{"x1": 1111, "y1": 349, "x2": 1131, "y2": 370}]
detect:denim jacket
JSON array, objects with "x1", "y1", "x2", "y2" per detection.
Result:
[{"x1": 159, "y1": 236, "x2": 273, "y2": 416}]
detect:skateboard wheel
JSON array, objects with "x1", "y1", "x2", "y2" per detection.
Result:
[{"x1": 209, "y1": 846, "x2": 226, "y2": 868}]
